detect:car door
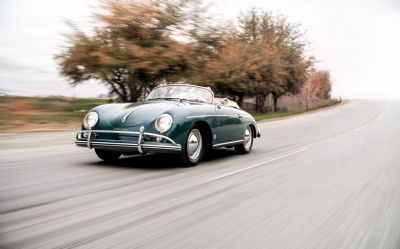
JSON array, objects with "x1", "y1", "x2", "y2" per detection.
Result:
[{"x1": 215, "y1": 105, "x2": 244, "y2": 145}]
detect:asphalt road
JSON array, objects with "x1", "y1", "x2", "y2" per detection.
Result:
[{"x1": 1, "y1": 100, "x2": 400, "y2": 249}]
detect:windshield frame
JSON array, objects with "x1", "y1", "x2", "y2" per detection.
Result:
[{"x1": 145, "y1": 84, "x2": 214, "y2": 104}]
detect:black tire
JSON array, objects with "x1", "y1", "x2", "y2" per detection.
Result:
[
  {"x1": 234, "y1": 125, "x2": 254, "y2": 154},
  {"x1": 178, "y1": 126, "x2": 205, "y2": 167},
  {"x1": 95, "y1": 149, "x2": 121, "y2": 162}
]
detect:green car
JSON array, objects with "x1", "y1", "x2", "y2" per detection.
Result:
[{"x1": 75, "y1": 84, "x2": 261, "y2": 166}]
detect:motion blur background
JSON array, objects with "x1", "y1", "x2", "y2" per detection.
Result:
[
  {"x1": 2, "y1": 1, "x2": 400, "y2": 248},
  {"x1": 0, "y1": 0, "x2": 399, "y2": 99}
]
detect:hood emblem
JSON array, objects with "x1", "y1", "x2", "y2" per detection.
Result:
[{"x1": 121, "y1": 107, "x2": 139, "y2": 123}]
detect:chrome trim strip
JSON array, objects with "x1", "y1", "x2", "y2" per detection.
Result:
[
  {"x1": 143, "y1": 144, "x2": 182, "y2": 150},
  {"x1": 76, "y1": 141, "x2": 138, "y2": 147},
  {"x1": 75, "y1": 141, "x2": 182, "y2": 151},
  {"x1": 186, "y1": 114, "x2": 239, "y2": 119},
  {"x1": 138, "y1": 126, "x2": 144, "y2": 154},
  {"x1": 87, "y1": 129, "x2": 92, "y2": 149},
  {"x1": 213, "y1": 139, "x2": 244, "y2": 148},
  {"x1": 121, "y1": 107, "x2": 139, "y2": 123},
  {"x1": 77, "y1": 130, "x2": 177, "y2": 146},
  {"x1": 142, "y1": 132, "x2": 177, "y2": 145},
  {"x1": 76, "y1": 127, "x2": 182, "y2": 152}
]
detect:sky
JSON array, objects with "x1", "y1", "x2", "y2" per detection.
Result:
[{"x1": 0, "y1": 0, "x2": 399, "y2": 99}]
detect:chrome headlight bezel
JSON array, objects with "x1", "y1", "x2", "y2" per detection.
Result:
[
  {"x1": 83, "y1": 111, "x2": 99, "y2": 129},
  {"x1": 155, "y1": 114, "x2": 173, "y2": 133}
]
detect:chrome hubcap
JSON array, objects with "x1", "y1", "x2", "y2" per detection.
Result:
[
  {"x1": 187, "y1": 129, "x2": 202, "y2": 161},
  {"x1": 244, "y1": 127, "x2": 252, "y2": 151}
]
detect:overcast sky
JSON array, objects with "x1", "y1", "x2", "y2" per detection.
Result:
[{"x1": 0, "y1": 0, "x2": 399, "y2": 99}]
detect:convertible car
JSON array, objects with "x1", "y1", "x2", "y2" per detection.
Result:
[{"x1": 75, "y1": 84, "x2": 261, "y2": 166}]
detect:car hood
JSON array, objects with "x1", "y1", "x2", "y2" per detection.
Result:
[{"x1": 108, "y1": 101, "x2": 180, "y2": 127}]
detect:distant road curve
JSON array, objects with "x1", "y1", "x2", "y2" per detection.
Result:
[{"x1": 1, "y1": 100, "x2": 400, "y2": 249}]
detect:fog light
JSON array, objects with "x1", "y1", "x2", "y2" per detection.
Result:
[{"x1": 156, "y1": 137, "x2": 162, "y2": 142}]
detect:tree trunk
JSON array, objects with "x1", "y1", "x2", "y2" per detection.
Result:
[
  {"x1": 271, "y1": 92, "x2": 279, "y2": 112},
  {"x1": 110, "y1": 84, "x2": 128, "y2": 102},
  {"x1": 255, "y1": 94, "x2": 266, "y2": 113},
  {"x1": 118, "y1": 94, "x2": 129, "y2": 102},
  {"x1": 237, "y1": 94, "x2": 244, "y2": 107},
  {"x1": 255, "y1": 95, "x2": 260, "y2": 113},
  {"x1": 127, "y1": 84, "x2": 142, "y2": 103}
]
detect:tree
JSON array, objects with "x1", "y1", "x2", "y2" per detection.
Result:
[
  {"x1": 205, "y1": 9, "x2": 313, "y2": 112},
  {"x1": 56, "y1": 1, "x2": 320, "y2": 109},
  {"x1": 204, "y1": 42, "x2": 244, "y2": 106},
  {"x1": 257, "y1": 12, "x2": 313, "y2": 111},
  {"x1": 56, "y1": 0, "x2": 199, "y2": 102},
  {"x1": 302, "y1": 70, "x2": 332, "y2": 109}
]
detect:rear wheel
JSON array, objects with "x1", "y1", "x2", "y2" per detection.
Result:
[
  {"x1": 234, "y1": 125, "x2": 253, "y2": 154},
  {"x1": 178, "y1": 126, "x2": 205, "y2": 167},
  {"x1": 95, "y1": 149, "x2": 121, "y2": 162}
]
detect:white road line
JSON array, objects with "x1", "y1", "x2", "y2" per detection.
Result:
[
  {"x1": 354, "y1": 124, "x2": 368, "y2": 132},
  {"x1": 206, "y1": 147, "x2": 309, "y2": 183}
]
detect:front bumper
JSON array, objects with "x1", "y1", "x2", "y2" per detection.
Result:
[{"x1": 75, "y1": 126, "x2": 182, "y2": 154}]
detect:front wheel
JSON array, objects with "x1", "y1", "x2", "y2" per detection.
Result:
[
  {"x1": 178, "y1": 127, "x2": 205, "y2": 167},
  {"x1": 95, "y1": 149, "x2": 121, "y2": 162},
  {"x1": 234, "y1": 125, "x2": 253, "y2": 154}
]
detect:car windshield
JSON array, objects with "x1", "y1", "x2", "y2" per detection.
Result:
[{"x1": 146, "y1": 85, "x2": 213, "y2": 104}]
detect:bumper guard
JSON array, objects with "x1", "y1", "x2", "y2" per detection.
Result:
[{"x1": 75, "y1": 126, "x2": 182, "y2": 154}]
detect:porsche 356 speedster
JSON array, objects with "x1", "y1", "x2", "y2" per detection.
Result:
[{"x1": 75, "y1": 84, "x2": 261, "y2": 166}]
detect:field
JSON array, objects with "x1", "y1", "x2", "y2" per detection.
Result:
[
  {"x1": 0, "y1": 96, "x2": 340, "y2": 132},
  {"x1": 0, "y1": 96, "x2": 110, "y2": 132}
]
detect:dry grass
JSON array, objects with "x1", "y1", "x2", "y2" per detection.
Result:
[
  {"x1": 0, "y1": 96, "x2": 110, "y2": 132},
  {"x1": 0, "y1": 96, "x2": 340, "y2": 132},
  {"x1": 253, "y1": 99, "x2": 341, "y2": 121}
]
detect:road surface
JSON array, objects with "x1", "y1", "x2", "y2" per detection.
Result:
[{"x1": 1, "y1": 100, "x2": 400, "y2": 249}]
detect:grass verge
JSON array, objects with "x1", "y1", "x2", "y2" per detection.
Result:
[
  {"x1": 0, "y1": 96, "x2": 341, "y2": 132},
  {"x1": 253, "y1": 99, "x2": 341, "y2": 121}
]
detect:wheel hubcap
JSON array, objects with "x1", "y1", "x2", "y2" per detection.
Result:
[
  {"x1": 187, "y1": 129, "x2": 202, "y2": 161},
  {"x1": 244, "y1": 127, "x2": 252, "y2": 151}
]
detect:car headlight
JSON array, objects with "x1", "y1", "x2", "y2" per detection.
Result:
[
  {"x1": 83, "y1": 111, "x2": 99, "y2": 129},
  {"x1": 155, "y1": 114, "x2": 173, "y2": 133}
]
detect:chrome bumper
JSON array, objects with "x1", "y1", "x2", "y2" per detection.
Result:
[{"x1": 75, "y1": 126, "x2": 182, "y2": 153}]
